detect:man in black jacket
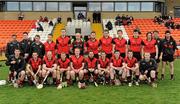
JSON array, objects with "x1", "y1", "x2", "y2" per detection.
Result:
[{"x1": 6, "y1": 48, "x2": 26, "y2": 88}]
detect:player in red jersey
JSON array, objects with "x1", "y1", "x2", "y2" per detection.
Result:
[
  {"x1": 26, "y1": 52, "x2": 42, "y2": 85},
  {"x1": 99, "y1": 29, "x2": 113, "y2": 59},
  {"x1": 142, "y1": 32, "x2": 158, "y2": 59},
  {"x1": 71, "y1": 33, "x2": 84, "y2": 55},
  {"x1": 84, "y1": 51, "x2": 99, "y2": 86},
  {"x1": 56, "y1": 29, "x2": 71, "y2": 58},
  {"x1": 124, "y1": 50, "x2": 139, "y2": 87},
  {"x1": 70, "y1": 48, "x2": 85, "y2": 88},
  {"x1": 44, "y1": 34, "x2": 56, "y2": 57},
  {"x1": 56, "y1": 52, "x2": 71, "y2": 89},
  {"x1": 110, "y1": 51, "x2": 125, "y2": 85},
  {"x1": 85, "y1": 31, "x2": 99, "y2": 58},
  {"x1": 113, "y1": 30, "x2": 128, "y2": 58},
  {"x1": 41, "y1": 51, "x2": 57, "y2": 86},
  {"x1": 98, "y1": 51, "x2": 110, "y2": 85},
  {"x1": 128, "y1": 29, "x2": 143, "y2": 61}
]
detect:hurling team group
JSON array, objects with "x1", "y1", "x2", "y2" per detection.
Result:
[{"x1": 5, "y1": 28, "x2": 177, "y2": 89}]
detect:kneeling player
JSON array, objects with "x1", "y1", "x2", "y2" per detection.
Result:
[
  {"x1": 84, "y1": 51, "x2": 99, "y2": 86},
  {"x1": 70, "y1": 48, "x2": 85, "y2": 89},
  {"x1": 124, "y1": 50, "x2": 139, "y2": 87},
  {"x1": 98, "y1": 51, "x2": 110, "y2": 85},
  {"x1": 26, "y1": 52, "x2": 42, "y2": 86},
  {"x1": 139, "y1": 53, "x2": 157, "y2": 87},
  {"x1": 110, "y1": 51, "x2": 125, "y2": 85},
  {"x1": 56, "y1": 52, "x2": 71, "y2": 89},
  {"x1": 6, "y1": 48, "x2": 26, "y2": 88},
  {"x1": 41, "y1": 51, "x2": 57, "y2": 86}
]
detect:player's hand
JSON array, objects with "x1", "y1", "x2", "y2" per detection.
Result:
[
  {"x1": 155, "y1": 55, "x2": 158, "y2": 59},
  {"x1": 159, "y1": 55, "x2": 162, "y2": 60},
  {"x1": 11, "y1": 61, "x2": 16, "y2": 64}
]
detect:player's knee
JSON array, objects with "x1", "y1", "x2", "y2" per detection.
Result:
[{"x1": 139, "y1": 75, "x2": 145, "y2": 81}]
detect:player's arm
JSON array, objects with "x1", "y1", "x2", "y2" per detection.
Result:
[
  {"x1": 42, "y1": 64, "x2": 50, "y2": 71},
  {"x1": 36, "y1": 64, "x2": 42, "y2": 75},
  {"x1": 155, "y1": 44, "x2": 159, "y2": 59},
  {"x1": 5, "y1": 43, "x2": 10, "y2": 58},
  {"x1": 98, "y1": 64, "x2": 105, "y2": 71},
  {"x1": 141, "y1": 41, "x2": 145, "y2": 59},
  {"x1": 70, "y1": 62, "x2": 75, "y2": 70}
]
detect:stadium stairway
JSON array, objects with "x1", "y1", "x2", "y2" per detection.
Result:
[
  {"x1": 52, "y1": 23, "x2": 65, "y2": 41},
  {"x1": 91, "y1": 23, "x2": 103, "y2": 39}
]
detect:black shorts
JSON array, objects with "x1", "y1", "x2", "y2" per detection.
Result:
[
  {"x1": 150, "y1": 53, "x2": 156, "y2": 59},
  {"x1": 106, "y1": 53, "x2": 112, "y2": 59},
  {"x1": 133, "y1": 52, "x2": 141, "y2": 61},
  {"x1": 120, "y1": 53, "x2": 126, "y2": 58},
  {"x1": 162, "y1": 54, "x2": 174, "y2": 62}
]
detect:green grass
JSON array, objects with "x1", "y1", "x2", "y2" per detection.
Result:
[{"x1": 0, "y1": 60, "x2": 180, "y2": 104}]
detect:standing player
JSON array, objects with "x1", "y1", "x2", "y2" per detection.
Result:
[
  {"x1": 56, "y1": 29, "x2": 71, "y2": 58},
  {"x1": 124, "y1": 50, "x2": 139, "y2": 87},
  {"x1": 5, "y1": 48, "x2": 26, "y2": 88},
  {"x1": 98, "y1": 51, "x2": 110, "y2": 84},
  {"x1": 110, "y1": 51, "x2": 125, "y2": 85},
  {"x1": 128, "y1": 29, "x2": 143, "y2": 61},
  {"x1": 99, "y1": 29, "x2": 113, "y2": 59},
  {"x1": 56, "y1": 52, "x2": 71, "y2": 89},
  {"x1": 85, "y1": 31, "x2": 99, "y2": 58},
  {"x1": 70, "y1": 48, "x2": 85, "y2": 88},
  {"x1": 41, "y1": 51, "x2": 57, "y2": 86},
  {"x1": 5, "y1": 35, "x2": 20, "y2": 59},
  {"x1": 30, "y1": 35, "x2": 45, "y2": 59},
  {"x1": 142, "y1": 32, "x2": 158, "y2": 59},
  {"x1": 44, "y1": 34, "x2": 56, "y2": 56},
  {"x1": 20, "y1": 32, "x2": 32, "y2": 61},
  {"x1": 84, "y1": 51, "x2": 99, "y2": 86},
  {"x1": 139, "y1": 53, "x2": 157, "y2": 87},
  {"x1": 71, "y1": 33, "x2": 84, "y2": 55},
  {"x1": 113, "y1": 30, "x2": 128, "y2": 58},
  {"x1": 26, "y1": 52, "x2": 42, "y2": 86},
  {"x1": 160, "y1": 30, "x2": 177, "y2": 80}
]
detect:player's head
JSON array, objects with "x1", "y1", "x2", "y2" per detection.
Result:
[
  {"x1": 75, "y1": 33, "x2": 81, "y2": 40},
  {"x1": 165, "y1": 30, "x2": 171, "y2": 39},
  {"x1": 114, "y1": 50, "x2": 120, "y2": 58},
  {"x1": 47, "y1": 34, "x2": 53, "y2": 42},
  {"x1": 88, "y1": 51, "x2": 94, "y2": 58},
  {"x1": 133, "y1": 29, "x2": 139, "y2": 38},
  {"x1": 23, "y1": 32, "x2": 28, "y2": 39},
  {"x1": 146, "y1": 32, "x2": 153, "y2": 40},
  {"x1": 117, "y1": 30, "x2": 123, "y2": 37},
  {"x1": 153, "y1": 30, "x2": 159, "y2": 38},
  {"x1": 101, "y1": 51, "x2": 106, "y2": 59},
  {"x1": 144, "y1": 52, "x2": 151, "y2": 61},
  {"x1": 35, "y1": 35, "x2": 40, "y2": 42},
  {"x1": 74, "y1": 48, "x2": 80, "y2": 56},
  {"x1": 103, "y1": 29, "x2": 109, "y2": 37},
  {"x1": 60, "y1": 52, "x2": 66, "y2": 60},
  {"x1": 14, "y1": 48, "x2": 21, "y2": 56},
  {"x1": 11, "y1": 34, "x2": 17, "y2": 41},
  {"x1": 32, "y1": 52, "x2": 38, "y2": 59},
  {"x1": 90, "y1": 31, "x2": 96, "y2": 39},
  {"x1": 47, "y1": 51, "x2": 53, "y2": 59},
  {"x1": 61, "y1": 29, "x2": 66, "y2": 37},
  {"x1": 127, "y1": 50, "x2": 133, "y2": 58}
]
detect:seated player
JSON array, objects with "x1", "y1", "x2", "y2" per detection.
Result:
[
  {"x1": 110, "y1": 51, "x2": 125, "y2": 85},
  {"x1": 124, "y1": 50, "x2": 139, "y2": 87},
  {"x1": 26, "y1": 52, "x2": 42, "y2": 86},
  {"x1": 84, "y1": 51, "x2": 99, "y2": 86},
  {"x1": 56, "y1": 52, "x2": 71, "y2": 89},
  {"x1": 70, "y1": 48, "x2": 85, "y2": 89},
  {"x1": 139, "y1": 53, "x2": 157, "y2": 87},
  {"x1": 97, "y1": 51, "x2": 110, "y2": 85},
  {"x1": 41, "y1": 51, "x2": 57, "y2": 86},
  {"x1": 5, "y1": 48, "x2": 26, "y2": 88}
]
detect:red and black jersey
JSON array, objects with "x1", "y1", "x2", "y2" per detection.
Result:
[
  {"x1": 72, "y1": 40, "x2": 84, "y2": 55},
  {"x1": 113, "y1": 38, "x2": 127, "y2": 53},
  {"x1": 43, "y1": 56, "x2": 57, "y2": 68},
  {"x1": 44, "y1": 41, "x2": 56, "y2": 56},
  {"x1": 99, "y1": 37, "x2": 113, "y2": 54},
  {"x1": 28, "y1": 58, "x2": 42, "y2": 71},
  {"x1": 86, "y1": 39, "x2": 99, "y2": 54},
  {"x1": 110, "y1": 56, "x2": 124, "y2": 67},
  {"x1": 143, "y1": 39, "x2": 157, "y2": 53},
  {"x1": 128, "y1": 37, "x2": 143, "y2": 52},
  {"x1": 56, "y1": 36, "x2": 70, "y2": 54},
  {"x1": 85, "y1": 57, "x2": 98, "y2": 69},
  {"x1": 124, "y1": 57, "x2": 137, "y2": 68},
  {"x1": 70, "y1": 55, "x2": 84, "y2": 69},
  {"x1": 58, "y1": 58, "x2": 70, "y2": 69},
  {"x1": 98, "y1": 58, "x2": 110, "y2": 68},
  {"x1": 161, "y1": 38, "x2": 177, "y2": 56}
]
